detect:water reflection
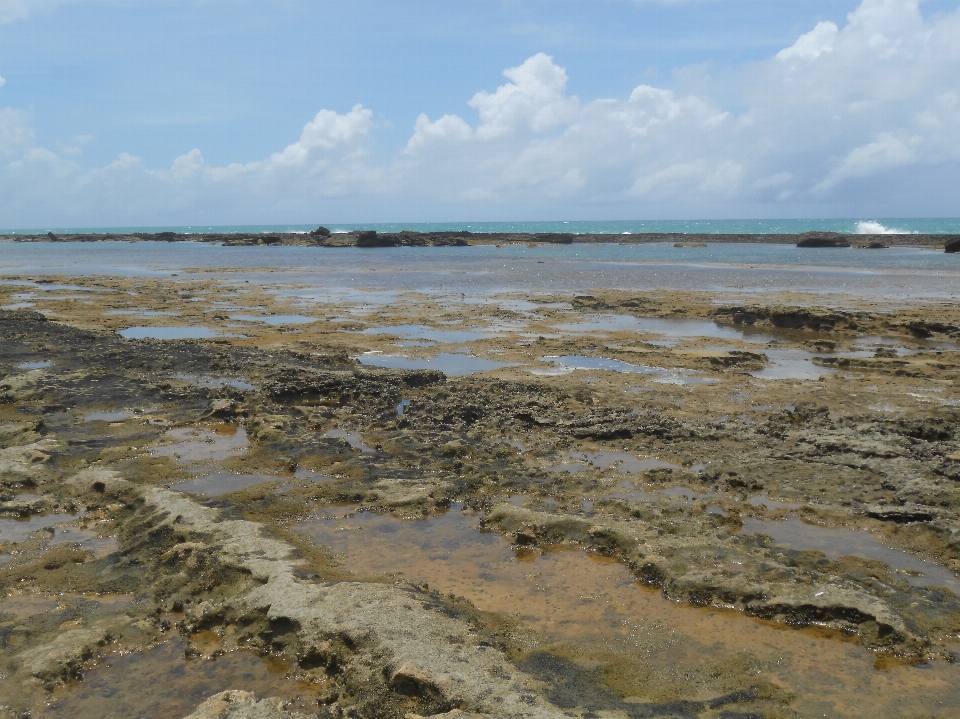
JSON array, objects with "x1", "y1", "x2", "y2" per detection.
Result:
[
  {"x1": 295, "y1": 503, "x2": 960, "y2": 717},
  {"x1": 741, "y1": 518, "x2": 960, "y2": 593}
]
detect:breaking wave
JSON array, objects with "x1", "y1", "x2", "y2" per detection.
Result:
[{"x1": 855, "y1": 221, "x2": 914, "y2": 235}]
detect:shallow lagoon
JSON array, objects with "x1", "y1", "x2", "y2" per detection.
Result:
[{"x1": 3, "y1": 241, "x2": 959, "y2": 299}]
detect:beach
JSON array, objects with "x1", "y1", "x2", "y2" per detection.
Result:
[{"x1": 2, "y1": 239, "x2": 960, "y2": 718}]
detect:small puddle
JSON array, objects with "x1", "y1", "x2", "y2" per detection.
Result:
[
  {"x1": 534, "y1": 355, "x2": 662, "y2": 375},
  {"x1": 748, "y1": 495, "x2": 806, "y2": 510},
  {"x1": 47, "y1": 526, "x2": 121, "y2": 558},
  {"x1": 0, "y1": 509, "x2": 85, "y2": 544},
  {"x1": 171, "y1": 471, "x2": 284, "y2": 497},
  {"x1": 35, "y1": 638, "x2": 316, "y2": 719},
  {"x1": 606, "y1": 480, "x2": 712, "y2": 504},
  {"x1": 741, "y1": 518, "x2": 960, "y2": 593},
  {"x1": 151, "y1": 426, "x2": 248, "y2": 463},
  {"x1": 556, "y1": 315, "x2": 769, "y2": 343},
  {"x1": 105, "y1": 310, "x2": 180, "y2": 317},
  {"x1": 295, "y1": 504, "x2": 960, "y2": 718},
  {"x1": 534, "y1": 356, "x2": 717, "y2": 385},
  {"x1": 17, "y1": 360, "x2": 53, "y2": 370},
  {"x1": 0, "y1": 594, "x2": 61, "y2": 618},
  {"x1": 119, "y1": 326, "x2": 221, "y2": 340},
  {"x1": 572, "y1": 450, "x2": 683, "y2": 474},
  {"x1": 358, "y1": 352, "x2": 507, "y2": 376},
  {"x1": 294, "y1": 467, "x2": 335, "y2": 482},
  {"x1": 396, "y1": 399, "x2": 411, "y2": 416},
  {"x1": 748, "y1": 349, "x2": 836, "y2": 380},
  {"x1": 361, "y1": 324, "x2": 497, "y2": 343},
  {"x1": 84, "y1": 411, "x2": 137, "y2": 422},
  {"x1": 326, "y1": 429, "x2": 375, "y2": 453},
  {"x1": 229, "y1": 313, "x2": 316, "y2": 325},
  {"x1": 544, "y1": 463, "x2": 585, "y2": 474}
]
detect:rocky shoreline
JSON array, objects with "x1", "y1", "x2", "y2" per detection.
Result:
[
  {"x1": 2, "y1": 272, "x2": 960, "y2": 718},
  {"x1": 4, "y1": 228, "x2": 959, "y2": 248}
]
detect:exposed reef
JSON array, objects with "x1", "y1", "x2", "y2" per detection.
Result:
[
  {"x1": 5, "y1": 229, "x2": 959, "y2": 248},
  {"x1": 2, "y1": 272, "x2": 960, "y2": 718}
]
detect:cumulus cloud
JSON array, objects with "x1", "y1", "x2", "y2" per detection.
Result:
[
  {"x1": 2, "y1": 0, "x2": 960, "y2": 225},
  {"x1": 777, "y1": 21, "x2": 838, "y2": 60}
]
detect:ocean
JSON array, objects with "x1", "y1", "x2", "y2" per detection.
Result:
[
  {"x1": 2, "y1": 240, "x2": 958, "y2": 301},
  {"x1": 2, "y1": 219, "x2": 960, "y2": 236}
]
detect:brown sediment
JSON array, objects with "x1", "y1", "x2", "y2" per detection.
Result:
[{"x1": 1, "y1": 269, "x2": 960, "y2": 718}]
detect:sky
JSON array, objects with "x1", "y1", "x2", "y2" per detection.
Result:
[{"x1": 1, "y1": 0, "x2": 959, "y2": 227}]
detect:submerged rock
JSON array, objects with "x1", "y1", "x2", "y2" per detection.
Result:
[
  {"x1": 182, "y1": 691, "x2": 301, "y2": 719},
  {"x1": 796, "y1": 231, "x2": 851, "y2": 248}
]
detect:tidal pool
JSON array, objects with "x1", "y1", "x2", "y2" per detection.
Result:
[
  {"x1": 151, "y1": 425, "x2": 248, "y2": 463},
  {"x1": 533, "y1": 355, "x2": 717, "y2": 385},
  {"x1": 748, "y1": 494, "x2": 806, "y2": 510},
  {"x1": 748, "y1": 348, "x2": 836, "y2": 380},
  {"x1": 357, "y1": 352, "x2": 508, "y2": 376},
  {"x1": 35, "y1": 638, "x2": 316, "y2": 719},
  {"x1": 325, "y1": 429, "x2": 375, "y2": 453},
  {"x1": 228, "y1": 313, "x2": 316, "y2": 325},
  {"x1": 0, "y1": 509, "x2": 85, "y2": 544},
  {"x1": 171, "y1": 471, "x2": 283, "y2": 497},
  {"x1": 555, "y1": 315, "x2": 770, "y2": 344},
  {"x1": 47, "y1": 526, "x2": 121, "y2": 558},
  {"x1": 84, "y1": 410, "x2": 137, "y2": 422},
  {"x1": 17, "y1": 360, "x2": 52, "y2": 369},
  {"x1": 361, "y1": 324, "x2": 497, "y2": 343},
  {"x1": 118, "y1": 326, "x2": 221, "y2": 340},
  {"x1": 741, "y1": 518, "x2": 960, "y2": 594},
  {"x1": 572, "y1": 450, "x2": 683, "y2": 474},
  {"x1": 295, "y1": 504, "x2": 960, "y2": 718}
]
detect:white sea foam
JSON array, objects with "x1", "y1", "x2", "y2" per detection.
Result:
[{"x1": 856, "y1": 221, "x2": 914, "y2": 235}]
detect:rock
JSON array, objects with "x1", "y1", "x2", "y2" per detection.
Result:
[
  {"x1": 139, "y1": 488, "x2": 569, "y2": 718},
  {"x1": 205, "y1": 398, "x2": 241, "y2": 419},
  {"x1": 181, "y1": 691, "x2": 301, "y2": 719},
  {"x1": 796, "y1": 232, "x2": 851, "y2": 248},
  {"x1": 866, "y1": 503, "x2": 937, "y2": 523},
  {"x1": 0, "y1": 494, "x2": 51, "y2": 516},
  {"x1": 309, "y1": 226, "x2": 331, "y2": 237},
  {"x1": 17, "y1": 625, "x2": 113, "y2": 689},
  {"x1": 46, "y1": 231, "x2": 60, "y2": 241},
  {"x1": 356, "y1": 230, "x2": 400, "y2": 248},
  {"x1": 945, "y1": 238, "x2": 960, "y2": 253},
  {"x1": 0, "y1": 439, "x2": 59, "y2": 477},
  {"x1": 536, "y1": 233, "x2": 574, "y2": 244},
  {"x1": 63, "y1": 468, "x2": 133, "y2": 499},
  {"x1": 856, "y1": 241, "x2": 888, "y2": 249}
]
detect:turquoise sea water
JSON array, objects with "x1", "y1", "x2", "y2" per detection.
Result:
[{"x1": 2, "y1": 219, "x2": 960, "y2": 235}]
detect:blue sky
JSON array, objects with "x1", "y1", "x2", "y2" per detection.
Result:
[{"x1": 1, "y1": 0, "x2": 959, "y2": 226}]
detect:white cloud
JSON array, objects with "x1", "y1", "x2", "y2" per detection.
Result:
[
  {"x1": 0, "y1": 75, "x2": 5, "y2": 88},
  {"x1": 467, "y1": 53, "x2": 578, "y2": 139},
  {"x1": 814, "y1": 133, "x2": 919, "y2": 191},
  {"x1": 2, "y1": 0, "x2": 960, "y2": 225},
  {"x1": 777, "y1": 21, "x2": 838, "y2": 61}
]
